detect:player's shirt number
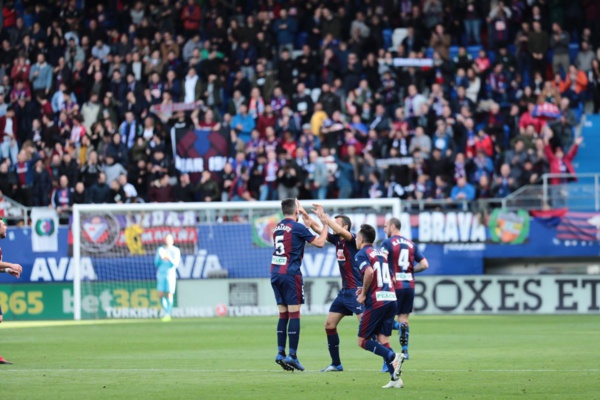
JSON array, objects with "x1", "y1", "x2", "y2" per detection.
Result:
[
  {"x1": 272, "y1": 235, "x2": 287, "y2": 265},
  {"x1": 373, "y1": 261, "x2": 392, "y2": 288}
]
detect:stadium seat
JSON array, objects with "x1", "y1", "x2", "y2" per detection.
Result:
[{"x1": 390, "y1": 28, "x2": 408, "y2": 51}]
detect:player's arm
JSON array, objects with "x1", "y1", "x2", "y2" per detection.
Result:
[
  {"x1": 357, "y1": 265, "x2": 373, "y2": 304},
  {"x1": 307, "y1": 212, "x2": 329, "y2": 248},
  {"x1": 413, "y1": 247, "x2": 428, "y2": 273},
  {"x1": 154, "y1": 248, "x2": 162, "y2": 267},
  {"x1": 0, "y1": 261, "x2": 22, "y2": 278},
  {"x1": 170, "y1": 248, "x2": 181, "y2": 268},
  {"x1": 318, "y1": 206, "x2": 353, "y2": 241},
  {"x1": 414, "y1": 258, "x2": 429, "y2": 273}
]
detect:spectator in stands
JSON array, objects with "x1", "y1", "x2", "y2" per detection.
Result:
[
  {"x1": 149, "y1": 173, "x2": 173, "y2": 203},
  {"x1": 544, "y1": 130, "x2": 584, "y2": 185},
  {"x1": 173, "y1": 173, "x2": 196, "y2": 202},
  {"x1": 88, "y1": 172, "x2": 111, "y2": 204},
  {"x1": 32, "y1": 159, "x2": 52, "y2": 206},
  {"x1": 196, "y1": 170, "x2": 220, "y2": 202},
  {"x1": 493, "y1": 164, "x2": 516, "y2": 198},
  {"x1": 529, "y1": 21, "x2": 549, "y2": 76},
  {"x1": 549, "y1": 98, "x2": 577, "y2": 149},
  {"x1": 29, "y1": 54, "x2": 53, "y2": 96},
  {"x1": 230, "y1": 166, "x2": 255, "y2": 201},
  {"x1": 52, "y1": 175, "x2": 73, "y2": 213},
  {"x1": 451, "y1": 176, "x2": 476, "y2": 201},
  {"x1": 550, "y1": 23, "x2": 570, "y2": 75}
]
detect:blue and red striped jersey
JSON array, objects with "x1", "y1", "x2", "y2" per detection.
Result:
[
  {"x1": 327, "y1": 233, "x2": 361, "y2": 289},
  {"x1": 355, "y1": 245, "x2": 396, "y2": 309},
  {"x1": 380, "y1": 235, "x2": 425, "y2": 289},
  {"x1": 271, "y1": 218, "x2": 315, "y2": 275}
]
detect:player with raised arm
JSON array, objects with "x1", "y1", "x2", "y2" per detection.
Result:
[
  {"x1": 0, "y1": 219, "x2": 23, "y2": 364},
  {"x1": 154, "y1": 233, "x2": 181, "y2": 322},
  {"x1": 381, "y1": 217, "x2": 428, "y2": 361},
  {"x1": 298, "y1": 203, "x2": 363, "y2": 372},
  {"x1": 271, "y1": 198, "x2": 328, "y2": 372},
  {"x1": 355, "y1": 224, "x2": 404, "y2": 389}
]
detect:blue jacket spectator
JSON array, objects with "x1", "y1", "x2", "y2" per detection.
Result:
[
  {"x1": 29, "y1": 54, "x2": 53, "y2": 93},
  {"x1": 273, "y1": 9, "x2": 297, "y2": 47},
  {"x1": 451, "y1": 177, "x2": 476, "y2": 201},
  {"x1": 231, "y1": 105, "x2": 256, "y2": 143}
]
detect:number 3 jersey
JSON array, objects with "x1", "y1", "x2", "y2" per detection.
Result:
[
  {"x1": 271, "y1": 218, "x2": 315, "y2": 275},
  {"x1": 380, "y1": 235, "x2": 425, "y2": 290},
  {"x1": 355, "y1": 245, "x2": 396, "y2": 310}
]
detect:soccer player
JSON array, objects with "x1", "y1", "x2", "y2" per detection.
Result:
[
  {"x1": 154, "y1": 233, "x2": 181, "y2": 322},
  {"x1": 0, "y1": 219, "x2": 23, "y2": 365},
  {"x1": 355, "y1": 224, "x2": 404, "y2": 389},
  {"x1": 271, "y1": 199, "x2": 328, "y2": 371},
  {"x1": 381, "y1": 217, "x2": 428, "y2": 360},
  {"x1": 299, "y1": 203, "x2": 363, "y2": 372}
]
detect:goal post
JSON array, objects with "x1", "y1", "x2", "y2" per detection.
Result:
[{"x1": 71, "y1": 198, "x2": 401, "y2": 320}]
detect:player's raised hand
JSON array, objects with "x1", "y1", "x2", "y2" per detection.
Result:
[
  {"x1": 296, "y1": 199, "x2": 309, "y2": 217},
  {"x1": 311, "y1": 203, "x2": 324, "y2": 214},
  {"x1": 575, "y1": 136, "x2": 584, "y2": 146},
  {"x1": 301, "y1": 212, "x2": 312, "y2": 227}
]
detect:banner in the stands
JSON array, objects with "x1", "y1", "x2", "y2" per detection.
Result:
[
  {"x1": 1, "y1": 210, "x2": 598, "y2": 283},
  {"x1": 170, "y1": 122, "x2": 231, "y2": 179}
]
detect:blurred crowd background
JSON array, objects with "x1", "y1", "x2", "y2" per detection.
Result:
[{"x1": 0, "y1": 0, "x2": 597, "y2": 212}]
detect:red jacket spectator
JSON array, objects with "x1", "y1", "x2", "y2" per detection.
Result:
[
  {"x1": 475, "y1": 132, "x2": 494, "y2": 158},
  {"x1": 181, "y1": 0, "x2": 201, "y2": 33},
  {"x1": 519, "y1": 110, "x2": 545, "y2": 134},
  {"x1": 2, "y1": 7, "x2": 16, "y2": 28},
  {"x1": 544, "y1": 140, "x2": 581, "y2": 185}
]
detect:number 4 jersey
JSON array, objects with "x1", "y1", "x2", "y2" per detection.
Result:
[
  {"x1": 271, "y1": 218, "x2": 315, "y2": 275},
  {"x1": 355, "y1": 245, "x2": 396, "y2": 310},
  {"x1": 380, "y1": 235, "x2": 425, "y2": 290}
]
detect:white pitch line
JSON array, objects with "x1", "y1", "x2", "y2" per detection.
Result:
[{"x1": 1, "y1": 368, "x2": 598, "y2": 373}]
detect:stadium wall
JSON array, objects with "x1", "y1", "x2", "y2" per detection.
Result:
[{"x1": 1, "y1": 276, "x2": 598, "y2": 321}]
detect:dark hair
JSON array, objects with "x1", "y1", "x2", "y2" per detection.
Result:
[
  {"x1": 281, "y1": 198, "x2": 297, "y2": 216},
  {"x1": 334, "y1": 215, "x2": 352, "y2": 230},
  {"x1": 388, "y1": 217, "x2": 401, "y2": 231},
  {"x1": 358, "y1": 224, "x2": 376, "y2": 245}
]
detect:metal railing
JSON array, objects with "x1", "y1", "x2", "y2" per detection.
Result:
[
  {"x1": 0, "y1": 195, "x2": 30, "y2": 225},
  {"x1": 541, "y1": 173, "x2": 600, "y2": 211},
  {"x1": 3, "y1": 172, "x2": 599, "y2": 225}
]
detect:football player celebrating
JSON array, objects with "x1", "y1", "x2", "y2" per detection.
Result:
[
  {"x1": 381, "y1": 218, "x2": 428, "y2": 360},
  {"x1": 355, "y1": 224, "x2": 404, "y2": 389}
]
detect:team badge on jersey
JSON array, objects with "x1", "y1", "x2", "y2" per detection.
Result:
[{"x1": 337, "y1": 249, "x2": 346, "y2": 261}]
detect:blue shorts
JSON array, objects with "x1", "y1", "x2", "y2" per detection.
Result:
[
  {"x1": 271, "y1": 273, "x2": 304, "y2": 306},
  {"x1": 157, "y1": 275, "x2": 176, "y2": 293},
  {"x1": 358, "y1": 302, "x2": 396, "y2": 339},
  {"x1": 329, "y1": 289, "x2": 365, "y2": 316},
  {"x1": 395, "y1": 288, "x2": 415, "y2": 315}
]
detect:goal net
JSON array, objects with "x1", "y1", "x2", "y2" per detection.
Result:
[{"x1": 72, "y1": 199, "x2": 401, "y2": 320}]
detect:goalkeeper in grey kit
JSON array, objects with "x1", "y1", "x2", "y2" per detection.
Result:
[
  {"x1": 155, "y1": 234, "x2": 181, "y2": 322},
  {"x1": 0, "y1": 219, "x2": 23, "y2": 364}
]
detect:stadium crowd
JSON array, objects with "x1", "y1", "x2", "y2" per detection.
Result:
[{"x1": 0, "y1": 0, "x2": 597, "y2": 211}]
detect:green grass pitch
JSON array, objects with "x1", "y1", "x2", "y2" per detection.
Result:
[{"x1": 1, "y1": 315, "x2": 598, "y2": 399}]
